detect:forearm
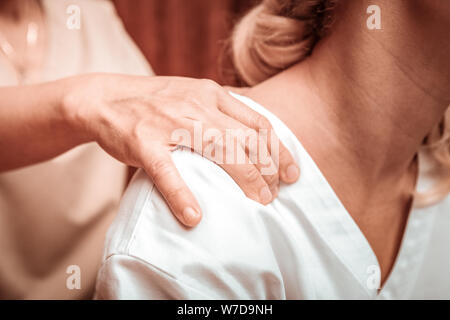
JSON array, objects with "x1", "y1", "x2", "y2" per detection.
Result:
[
  {"x1": 0, "y1": 78, "x2": 88, "y2": 172},
  {"x1": 0, "y1": 72, "x2": 299, "y2": 227}
]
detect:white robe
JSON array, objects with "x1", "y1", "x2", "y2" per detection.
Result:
[{"x1": 95, "y1": 94, "x2": 450, "y2": 299}]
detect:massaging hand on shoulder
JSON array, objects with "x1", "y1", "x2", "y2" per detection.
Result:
[{"x1": 0, "y1": 73, "x2": 299, "y2": 226}]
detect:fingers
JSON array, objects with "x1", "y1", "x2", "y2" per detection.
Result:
[
  {"x1": 219, "y1": 157, "x2": 274, "y2": 205},
  {"x1": 278, "y1": 144, "x2": 300, "y2": 183},
  {"x1": 142, "y1": 148, "x2": 202, "y2": 227},
  {"x1": 231, "y1": 123, "x2": 280, "y2": 198},
  {"x1": 217, "y1": 91, "x2": 300, "y2": 184},
  {"x1": 174, "y1": 116, "x2": 276, "y2": 205},
  {"x1": 199, "y1": 115, "x2": 278, "y2": 204}
]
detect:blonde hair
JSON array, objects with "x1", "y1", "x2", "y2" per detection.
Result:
[
  {"x1": 418, "y1": 111, "x2": 450, "y2": 206},
  {"x1": 230, "y1": 0, "x2": 450, "y2": 205}
]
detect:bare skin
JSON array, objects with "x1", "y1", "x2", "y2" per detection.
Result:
[
  {"x1": 0, "y1": 0, "x2": 300, "y2": 227},
  {"x1": 246, "y1": 0, "x2": 450, "y2": 286}
]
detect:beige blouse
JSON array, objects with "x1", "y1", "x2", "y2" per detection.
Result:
[{"x1": 0, "y1": 0, "x2": 152, "y2": 299}]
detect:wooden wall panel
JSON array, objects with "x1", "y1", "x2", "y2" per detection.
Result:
[{"x1": 112, "y1": 0, "x2": 256, "y2": 83}]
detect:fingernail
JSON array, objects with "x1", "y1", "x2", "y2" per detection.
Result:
[
  {"x1": 259, "y1": 186, "x2": 273, "y2": 204},
  {"x1": 183, "y1": 207, "x2": 200, "y2": 226},
  {"x1": 285, "y1": 164, "x2": 299, "y2": 182}
]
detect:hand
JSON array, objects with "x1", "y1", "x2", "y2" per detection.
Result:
[{"x1": 62, "y1": 73, "x2": 300, "y2": 227}]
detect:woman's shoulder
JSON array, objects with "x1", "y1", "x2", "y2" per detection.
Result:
[
  {"x1": 104, "y1": 148, "x2": 278, "y2": 257},
  {"x1": 99, "y1": 94, "x2": 315, "y2": 298},
  {"x1": 102, "y1": 92, "x2": 309, "y2": 267},
  {"x1": 101, "y1": 149, "x2": 287, "y2": 298},
  {"x1": 102, "y1": 92, "x2": 301, "y2": 263}
]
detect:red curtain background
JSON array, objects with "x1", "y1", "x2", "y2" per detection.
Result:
[{"x1": 112, "y1": 0, "x2": 256, "y2": 84}]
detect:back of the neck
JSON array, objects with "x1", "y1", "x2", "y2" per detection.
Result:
[
  {"x1": 245, "y1": 0, "x2": 449, "y2": 281},
  {"x1": 247, "y1": 0, "x2": 449, "y2": 201},
  {"x1": 307, "y1": 0, "x2": 449, "y2": 174}
]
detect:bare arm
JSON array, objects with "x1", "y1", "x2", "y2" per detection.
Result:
[
  {"x1": 0, "y1": 79, "x2": 86, "y2": 170},
  {"x1": 0, "y1": 73, "x2": 300, "y2": 227}
]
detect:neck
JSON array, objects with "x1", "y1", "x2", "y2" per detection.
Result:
[
  {"x1": 248, "y1": 0, "x2": 450, "y2": 201},
  {"x1": 282, "y1": 0, "x2": 448, "y2": 178},
  {"x1": 246, "y1": 0, "x2": 449, "y2": 281},
  {"x1": 304, "y1": 0, "x2": 450, "y2": 178}
]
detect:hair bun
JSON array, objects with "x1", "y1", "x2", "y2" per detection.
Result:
[{"x1": 231, "y1": 0, "x2": 334, "y2": 85}]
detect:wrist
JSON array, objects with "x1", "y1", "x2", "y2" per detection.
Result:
[{"x1": 59, "y1": 75, "x2": 95, "y2": 144}]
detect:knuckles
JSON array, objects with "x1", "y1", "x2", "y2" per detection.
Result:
[
  {"x1": 243, "y1": 166, "x2": 262, "y2": 184},
  {"x1": 148, "y1": 158, "x2": 173, "y2": 179},
  {"x1": 162, "y1": 185, "x2": 186, "y2": 202},
  {"x1": 264, "y1": 172, "x2": 279, "y2": 187},
  {"x1": 254, "y1": 115, "x2": 272, "y2": 130}
]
